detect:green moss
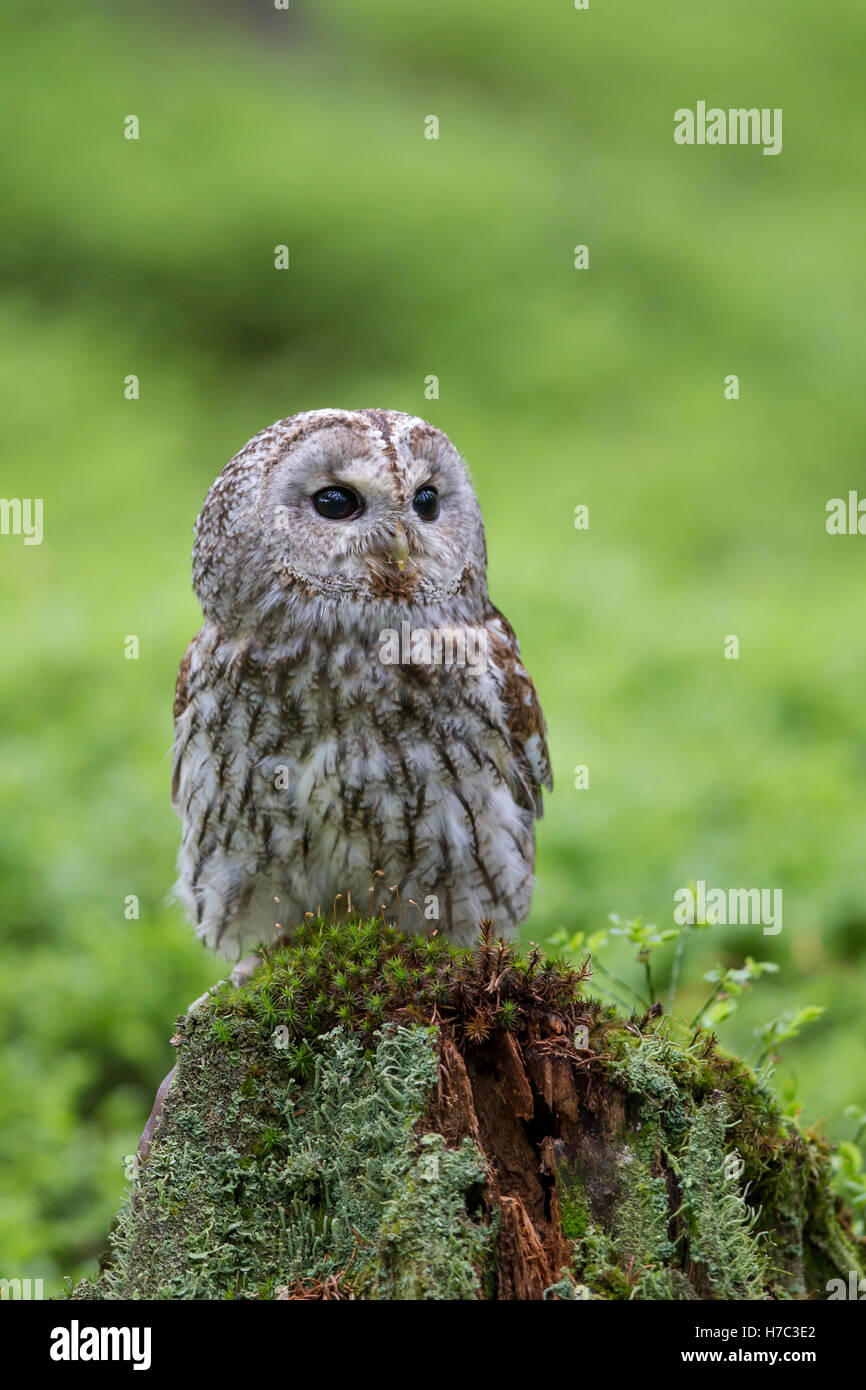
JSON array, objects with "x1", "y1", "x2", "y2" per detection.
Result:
[
  {"x1": 213, "y1": 916, "x2": 586, "y2": 1050},
  {"x1": 560, "y1": 1185, "x2": 589, "y2": 1242}
]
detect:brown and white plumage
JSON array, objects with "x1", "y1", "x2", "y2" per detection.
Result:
[{"x1": 172, "y1": 408, "x2": 551, "y2": 957}]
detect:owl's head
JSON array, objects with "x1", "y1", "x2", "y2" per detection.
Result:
[{"x1": 192, "y1": 409, "x2": 488, "y2": 634}]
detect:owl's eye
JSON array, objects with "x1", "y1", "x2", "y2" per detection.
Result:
[
  {"x1": 412, "y1": 486, "x2": 439, "y2": 521},
  {"x1": 312, "y1": 486, "x2": 363, "y2": 520}
]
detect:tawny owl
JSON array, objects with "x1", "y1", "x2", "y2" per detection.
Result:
[{"x1": 172, "y1": 408, "x2": 551, "y2": 962}]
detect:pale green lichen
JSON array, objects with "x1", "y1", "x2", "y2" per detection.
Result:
[
  {"x1": 613, "y1": 1033, "x2": 692, "y2": 1140},
  {"x1": 563, "y1": 1153, "x2": 693, "y2": 1301},
  {"x1": 84, "y1": 1022, "x2": 492, "y2": 1300},
  {"x1": 361, "y1": 1131, "x2": 493, "y2": 1300},
  {"x1": 673, "y1": 1095, "x2": 767, "y2": 1299},
  {"x1": 558, "y1": 1030, "x2": 862, "y2": 1300}
]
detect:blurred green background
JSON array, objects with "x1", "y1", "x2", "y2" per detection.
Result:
[{"x1": 1, "y1": 0, "x2": 864, "y2": 1292}]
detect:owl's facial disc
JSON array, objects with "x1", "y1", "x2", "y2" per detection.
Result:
[{"x1": 258, "y1": 422, "x2": 481, "y2": 603}]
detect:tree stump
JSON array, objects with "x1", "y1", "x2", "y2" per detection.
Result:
[{"x1": 72, "y1": 920, "x2": 864, "y2": 1300}]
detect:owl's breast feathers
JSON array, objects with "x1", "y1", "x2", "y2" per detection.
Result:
[
  {"x1": 172, "y1": 613, "x2": 551, "y2": 819},
  {"x1": 170, "y1": 612, "x2": 550, "y2": 951}
]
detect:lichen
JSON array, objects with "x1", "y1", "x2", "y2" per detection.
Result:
[
  {"x1": 613, "y1": 1033, "x2": 692, "y2": 1140},
  {"x1": 557, "y1": 1027, "x2": 863, "y2": 1300},
  {"x1": 82, "y1": 1022, "x2": 492, "y2": 1300},
  {"x1": 673, "y1": 1096, "x2": 766, "y2": 1299},
  {"x1": 360, "y1": 1131, "x2": 494, "y2": 1300}
]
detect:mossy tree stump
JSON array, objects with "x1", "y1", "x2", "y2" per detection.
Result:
[{"x1": 74, "y1": 920, "x2": 864, "y2": 1300}]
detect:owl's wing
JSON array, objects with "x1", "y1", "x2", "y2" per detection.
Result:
[
  {"x1": 485, "y1": 605, "x2": 552, "y2": 817},
  {"x1": 170, "y1": 639, "x2": 196, "y2": 810},
  {"x1": 173, "y1": 643, "x2": 194, "y2": 721}
]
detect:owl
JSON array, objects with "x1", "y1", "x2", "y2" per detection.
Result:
[{"x1": 172, "y1": 408, "x2": 551, "y2": 965}]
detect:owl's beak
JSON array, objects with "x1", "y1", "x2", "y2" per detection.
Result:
[{"x1": 389, "y1": 520, "x2": 409, "y2": 571}]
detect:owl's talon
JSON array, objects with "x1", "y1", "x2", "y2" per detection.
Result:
[
  {"x1": 229, "y1": 952, "x2": 262, "y2": 989},
  {"x1": 137, "y1": 1064, "x2": 177, "y2": 1164}
]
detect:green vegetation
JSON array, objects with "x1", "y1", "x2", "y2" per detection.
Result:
[{"x1": 0, "y1": 0, "x2": 864, "y2": 1290}]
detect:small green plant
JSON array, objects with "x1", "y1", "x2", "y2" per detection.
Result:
[
  {"x1": 549, "y1": 907, "x2": 824, "y2": 1110},
  {"x1": 549, "y1": 926, "x2": 644, "y2": 1012},
  {"x1": 666, "y1": 881, "x2": 719, "y2": 1014},
  {"x1": 287, "y1": 1040, "x2": 316, "y2": 1081},
  {"x1": 384, "y1": 958, "x2": 411, "y2": 989},
  {"x1": 831, "y1": 1110, "x2": 866, "y2": 1239},
  {"x1": 210, "y1": 1016, "x2": 234, "y2": 1047},
  {"x1": 776, "y1": 1073, "x2": 804, "y2": 1122},
  {"x1": 547, "y1": 927, "x2": 609, "y2": 958},
  {"x1": 752, "y1": 1005, "x2": 825, "y2": 1069},
  {"x1": 689, "y1": 957, "x2": 780, "y2": 1030},
  {"x1": 607, "y1": 914, "x2": 679, "y2": 1007},
  {"x1": 844, "y1": 1104, "x2": 866, "y2": 1146},
  {"x1": 498, "y1": 999, "x2": 519, "y2": 1030}
]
